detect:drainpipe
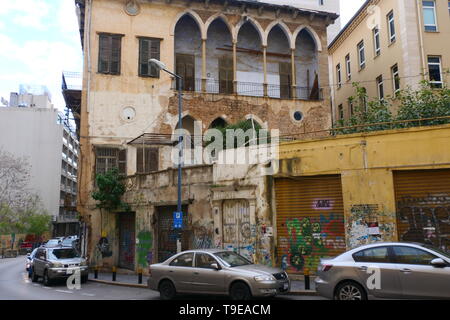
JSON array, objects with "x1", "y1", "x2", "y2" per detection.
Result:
[{"x1": 416, "y1": 0, "x2": 426, "y2": 81}]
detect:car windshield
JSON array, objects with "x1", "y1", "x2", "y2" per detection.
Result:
[
  {"x1": 46, "y1": 240, "x2": 60, "y2": 246},
  {"x1": 213, "y1": 251, "x2": 252, "y2": 267},
  {"x1": 422, "y1": 244, "x2": 450, "y2": 259},
  {"x1": 48, "y1": 248, "x2": 80, "y2": 260}
]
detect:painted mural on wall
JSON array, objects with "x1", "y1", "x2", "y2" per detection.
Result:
[
  {"x1": 191, "y1": 220, "x2": 213, "y2": 249},
  {"x1": 397, "y1": 194, "x2": 450, "y2": 252},
  {"x1": 137, "y1": 231, "x2": 153, "y2": 267},
  {"x1": 283, "y1": 214, "x2": 345, "y2": 274},
  {"x1": 347, "y1": 204, "x2": 396, "y2": 248}
]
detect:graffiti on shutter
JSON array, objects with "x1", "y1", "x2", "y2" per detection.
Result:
[{"x1": 222, "y1": 200, "x2": 253, "y2": 261}]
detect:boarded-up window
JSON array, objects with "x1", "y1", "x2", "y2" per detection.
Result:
[
  {"x1": 219, "y1": 56, "x2": 233, "y2": 94},
  {"x1": 176, "y1": 54, "x2": 195, "y2": 91},
  {"x1": 139, "y1": 38, "x2": 161, "y2": 78},
  {"x1": 136, "y1": 147, "x2": 159, "y2": 173},
  {"x1": 279, "y1": 62, "x2": 292, "y2": 99},
  {"x1": 95, "y1": 147, "x2": 127, "y2": 176},
  {"x1": 98, "y1": 34, "x2": 122, "y2": 75}
]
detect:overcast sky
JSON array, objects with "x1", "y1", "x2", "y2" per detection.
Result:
[{"x1": 0, "y1": 0, "x2": 365, "y2": 111}]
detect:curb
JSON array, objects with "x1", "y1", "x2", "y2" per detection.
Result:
[
  {"x1": 88, "y1": 279, "x2": 318, "y2": 296},
  {"x1": 88, "y1": 278, "x2": 147, "y2": 289}
]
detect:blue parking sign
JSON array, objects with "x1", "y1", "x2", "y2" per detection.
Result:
[{"x1": 173, "y1": 211, "x2": 183, "y2": 229}]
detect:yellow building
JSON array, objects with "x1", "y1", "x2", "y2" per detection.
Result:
[
  {"x1": 274, "y1": 124, "x2": 450, "y2": 275},
  {"x1": 329, "y1": 0, "x2": 449, "y2": 122}
]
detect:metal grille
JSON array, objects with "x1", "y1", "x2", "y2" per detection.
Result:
[
  {"x1": 119, "y1": 213, "x2": 135, "y2": 270},
  {"x1": 275, "y1": 176, "x2": 346, "y2": 275},
  {"x1": 393, "y1": 170, "x2": 450, "y2": 252}
]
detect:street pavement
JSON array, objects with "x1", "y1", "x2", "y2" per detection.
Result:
[{"x1": 0, "y1": 256, "x2": 326, "y2": 300}]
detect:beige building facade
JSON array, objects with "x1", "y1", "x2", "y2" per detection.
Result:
[
  {"x1": 329, "y1": 0, "x2": 449, "y2": 122},
  {"x1": 74, "y1": 0, "x2": 338, "y2": 271}
]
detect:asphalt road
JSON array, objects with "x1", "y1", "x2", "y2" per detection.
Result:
[{"x1": 0, "y1": 256, "x2": 325, "y2": 300}]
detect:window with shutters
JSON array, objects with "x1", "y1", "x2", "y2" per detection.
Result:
[
  {"x1": 98, "y1": 33, "x2": 122, "y2": 75},
  {"x1": 136, "y1": 147, "x2": 159, "y2": 174},
  {"x1": 176, "y1": 54, "x2": 195, "y2": 91},
  {"x1": 95, "y1": 147, "x2": 127, "y2": 176},
  {"x1": 218, "y1": 56, "x2": 233, "y2": 94},
  {"x1": 139, "y1": 37, "x2": 161, "y2": 78}
]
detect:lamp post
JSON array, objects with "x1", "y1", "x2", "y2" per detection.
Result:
[{"x1": 149, "y1": 59, "x2": 184, "y2": 252}]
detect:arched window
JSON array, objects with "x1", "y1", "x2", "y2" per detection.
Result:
[
  {"x1": 295, "y1": 29, "x2": 319, "y2": 100},
  {"x1": 267, "y1": 25, "x2": 291, "y2": 99}
]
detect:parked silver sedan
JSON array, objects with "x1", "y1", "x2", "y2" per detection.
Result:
[
  {"x1": 147, "y1": 249, "x2": 290, "y2": 300},
  {"x1": 315, "y1": 242, "x2": 450, "y2": 300}
]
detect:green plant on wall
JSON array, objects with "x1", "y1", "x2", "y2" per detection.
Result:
[{"x1": 91, "y1": 168, "x2": 130, "y2": 212}]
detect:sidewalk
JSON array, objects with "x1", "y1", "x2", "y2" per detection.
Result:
[{"x1": 88, "y1": 272, "x2": 317, "y2": 296}]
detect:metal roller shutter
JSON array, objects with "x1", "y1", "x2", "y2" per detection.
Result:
[
  {"x1": 275, "y1": 176, "x2": 346, "y2": 276},
  {"x1": 393, "y1": 170, "x2": 450, "y2": 252}
]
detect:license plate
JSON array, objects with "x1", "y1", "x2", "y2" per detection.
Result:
[{"x1": 283, "y1": 282, "x2": 289, "y2": 290}]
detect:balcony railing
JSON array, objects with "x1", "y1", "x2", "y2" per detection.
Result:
[{"x1": 172, "y1": 78, "x2": 323, "y2": 101}]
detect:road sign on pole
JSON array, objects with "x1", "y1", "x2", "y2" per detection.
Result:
[{"x1": 173, "y1": 211, "x2": 183, "y2": 229}]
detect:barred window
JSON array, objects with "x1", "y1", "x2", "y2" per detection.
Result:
[{"x1": 95, "y1": 147, "x2": 127, "y2": 176}]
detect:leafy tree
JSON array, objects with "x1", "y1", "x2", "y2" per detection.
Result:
[{"x1": 91, "y1": 168, "x2": 129, "y2": 212}]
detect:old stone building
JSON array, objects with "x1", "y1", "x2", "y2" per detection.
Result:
[{"x1": 74, "y1": 0, "x2": 338, "y2": 273}]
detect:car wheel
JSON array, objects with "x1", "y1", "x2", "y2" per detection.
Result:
[
  {"x1": 159, "y1": 280, "x2": 176, "y2": 300},
  {"x1": 335, "y1": 281, "x2": 367, "y2": 300},
  {"x1": 31, "y1": 268, "x2": 38, "y2": 282},
  {"x1": 230, "y1": 282, "x2": 252, "y2": 301},
  {"x1": 43, "y1": 270, "x2": 52, "y2": 286}
]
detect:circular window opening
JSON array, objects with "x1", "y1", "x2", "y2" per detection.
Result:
[
  {"x1": 122, "y1": 107, "x2": 136, "y2": 121},
  {"x1": 293, "y1": 111, "x2": 303, "y2": 122}
]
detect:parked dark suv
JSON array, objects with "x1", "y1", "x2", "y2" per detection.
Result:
[{"x1": 31, "y1": 247, "x2": 88, "y2": 286}]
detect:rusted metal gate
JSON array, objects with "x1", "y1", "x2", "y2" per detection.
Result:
[
  {"x1": 222, "y1": 200, "x2": 253, "y2": 261},
  {"x1": 157, "y1": 206, "x2": 190, "y2": 263},
  {"x1": 393, "y1": 170, "x2": 450, "y2": 252},
  {"x1": 118, "y1": 213, "x2": 135, "y2": 270},
  {"x1": 275, "y1": 176, "x2": 346, "y2": 275}
]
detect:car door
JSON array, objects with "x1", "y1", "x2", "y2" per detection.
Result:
[
  {"x1": 34, "y1": 249, "x2": 46, "y2": 276},
  {"x1": 353, "y1": 246, "x2": 403, "y2": 298},
  {"x1": 391, "y1": 245, "x2": 450, "y2": 299},
  {"x1": 191, "y1": 253, "x2": 226, "y2": 294},
  {"x1": 167, "y1": 252, "x2": 195, "y2": 292}
]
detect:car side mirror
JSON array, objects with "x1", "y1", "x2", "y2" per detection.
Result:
[
  {"x1": 431, "y1": 258, "x2": 447, "y2": 268},
  {"x1": 211, "y1": 263, "x2": 220, "y2": 270}
]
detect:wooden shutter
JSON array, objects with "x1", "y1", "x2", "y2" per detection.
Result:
[
  {"x1": 275, "y1": 176, "x2": 346, "y2": 275},
  {"x1": 110, "y1": 36, "x2": 121, "y2": 74},
  {"x1": 279, "y1": 62, "x2": 292, "y2": 99},
  {"x1": 139, "y1": 38, "x2": 160, "y2": 77},
  {"x1": 98, "y1": 35, "x2": 111, "y2": 73},
  {"x1": 393, "y1": 170, "x2": 450, "y2": 252},
  {"x1": 219, "y1": 56, "x2": 233, "y2": 94},
  {"x1": 176, "y1": 54, "x2": 195, "y2": 91},
  {"x1": 137, "y1": 148, "x2": 159, "y2": 173},
  {"x1": 118, "y1": 149, "x2": 127, "y2": 176}
]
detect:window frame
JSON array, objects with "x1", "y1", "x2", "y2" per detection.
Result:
[
  {"x1": 338, "y1": 104, "x2": 344, "y2": 120},
  {"x1": 373, "y1": 26, "x2": 381, "y2": 57},
  {"x1": 422, "y1": 1, "x2": 438, "y2": 32},
  {"x1": 391, "y1": 245, "x2": 438, "y2": 266},
  {"x1": 391, "y1": 64, "x2": 400, "y2": 94},
  {"x1": 345, "y1": 54, "x2": 351, "y2": 80},
  {"x1": 387, "y1": 11, "x2": 396, "y2": 44},
  {"x1": 194, "y1": 252, "x2": 220, "y2": 269},
  {"x1": 138, "y1": 37, "x2": 161, "y2": 78},
  {"x1": 169, "y1": 252, "x2": 195, "y2": 267},
  {"x1": 136, "y1": 146, "x2": 159, "y2": 174},
  {"x1": 98, "y1": 33, "x2": 123, "y2": 75},
  {"x1": 427, "y1": 56, "x2": 443, "y2": 88},
  {"x1": 376, "y1": 75, "x2": 384, "y2": 101},
  {"x1": 336, "y1": 63, "x2": 342, "y2": 88},
  {"x1": 352, "y1": 246, "x2": 394, "y2": 264},
  {"x1": 357, "y1": 40, "x2": 366, "y2": 70},
  {"x1": 95, "y1": 146, "x2": 127, "y2": 176}
]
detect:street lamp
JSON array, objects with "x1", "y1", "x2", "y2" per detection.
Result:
[{"x1": 149, "y1": 59, "x2": 184, "y2": 251}]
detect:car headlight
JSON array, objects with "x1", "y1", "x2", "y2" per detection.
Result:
[
  {"x1": 80, "y1": 260, "x2": 87, "y2": 266},
  {"x1": 254, "y1": 275, "x2": 276, "y2": 282},
  {"x1": 52, "y1": 262, "x2": 63, "y2": 268}
]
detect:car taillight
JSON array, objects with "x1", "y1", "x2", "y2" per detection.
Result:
[{"x1": 322, "y1": 264, "x2": 333, "y2": 272}]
